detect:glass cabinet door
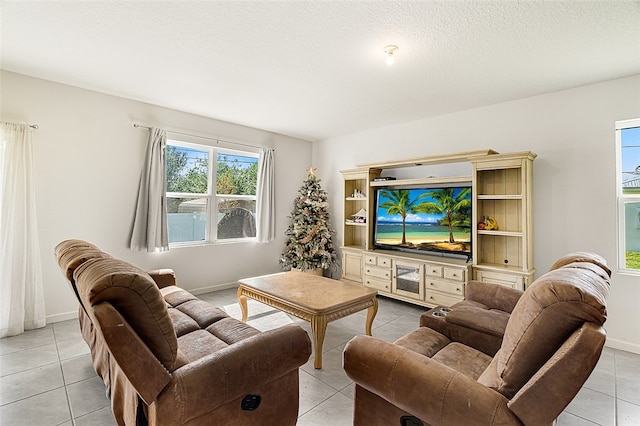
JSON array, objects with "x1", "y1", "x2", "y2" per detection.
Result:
[{"x1": 393, "y1": 261, "x2": 424, "y2": 300}]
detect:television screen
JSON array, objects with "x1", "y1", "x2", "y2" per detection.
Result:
[{"x1": 373, "y1": 186, "x2": 472, "y2": 259}]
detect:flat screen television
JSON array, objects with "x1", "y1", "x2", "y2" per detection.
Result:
[{"x1": 373, "y1": 185, "x2": 472, "y2": 261}]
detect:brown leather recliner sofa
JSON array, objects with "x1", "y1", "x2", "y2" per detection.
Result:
[
  {"x1": 344, "y1": 252, "x2": 611, "y2": 426},
  {"x1": 55, "y1": 239, "x2": 312, "y2": 426}
]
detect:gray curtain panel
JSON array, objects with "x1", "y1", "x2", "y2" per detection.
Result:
[
  {"x1": 130, "y1": 127, "x2": 169, "y2": 252},
  {"x1": 256, "y1": 147, "x2": 275, "y2": 243}
]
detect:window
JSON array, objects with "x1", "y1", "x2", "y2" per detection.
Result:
[
  {"x1": 166, "y1": 139, "x2": 259, "y2": 244},
  {"x1": 616, "y1": 118, "x2": 640, "y2": 273}
]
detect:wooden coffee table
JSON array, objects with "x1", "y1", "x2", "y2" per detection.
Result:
[{"x1": 237, "y1": 271, "x2": 378, "y2": 369}]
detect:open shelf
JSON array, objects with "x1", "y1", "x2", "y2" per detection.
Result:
[
  {"x1": 345, "y1": 222, "x2": 366, "y2": 227},
  {"x1": 477, "y1": 230, "x2": 523, "y2": 237},
  {"x1": 476, "y1": 234, "x2": 523, "y2": 269},
  {"x1": 477, "y1": 194, "x2": 523, "y2": 200}
]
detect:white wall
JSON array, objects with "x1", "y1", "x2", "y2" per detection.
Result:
[
  {"x1": 3, "y1": 69, "x2": 640, "y2": 352},
  {"x1": 314, "y1": 75, "x2": 640, "y2": 353},
  {"x1": 1, "y1": 70, "x2": 312, "y2": 322}
]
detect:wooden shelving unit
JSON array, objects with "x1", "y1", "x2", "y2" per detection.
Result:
[
  {"x1": 340, "y1": 167, "x2": 380, "y2": 282},
  {"x1": 471, "y1": 152, "x2": 536, "y2": 289},
  {"x1": 339, "y1": 149, "x2": 536, "y2": 302}
]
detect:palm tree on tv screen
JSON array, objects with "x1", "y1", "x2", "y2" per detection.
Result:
[
  {"x1": 378, "y1": 189, "x2": 430, "y2": 245},
  {"x1": 416, "y1": 187, "x2": 471, "y2": 243}
]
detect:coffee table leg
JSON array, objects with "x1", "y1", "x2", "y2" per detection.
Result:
[
  {"x1": 237, "y1": 287, "x2": 248, "y2": 323},
  {"x1": 310, "y1": 315, "x2": 328, "y2": 369},
  {"x1": 365, "y1": 298, "x2": 378, "y2": 336}
]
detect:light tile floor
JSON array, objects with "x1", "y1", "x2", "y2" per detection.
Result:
[{"x1": 1, "y1": 287, "x2": 639, "y2": 425}]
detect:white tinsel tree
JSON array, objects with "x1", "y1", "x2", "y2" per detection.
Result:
[{"x1": 280, "y1": 168, "x2": 337, "y2": 272}]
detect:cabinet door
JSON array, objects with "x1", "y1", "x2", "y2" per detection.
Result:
[
  {"x1": 342, "y1": 251, "x2": 363, "y2": 283},
  {"x1": 392, "y1": 261, "x2": 424, "y2": 300}
]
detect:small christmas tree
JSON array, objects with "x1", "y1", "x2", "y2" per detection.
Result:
[{"x1": 280, "y1": 167, "x2": 337, "y2": 272}]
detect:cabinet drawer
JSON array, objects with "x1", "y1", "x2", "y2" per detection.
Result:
[
  {"x1": 364, "y1": 277, "x2": 391, "y2": 292},
  {"x1": 424, "y1": 264, "x2": 443, "y2": 277},
  {"x1": 475, "y1": 270, "x2": 523, "y2": 289},
  {"x1": 425, "y1": 290, "x2": 463, "y2": 307},
  {"x1": 364, "y1": 254, "x2": 377, "y2": 265},
  {"x1": 364, "y1": 254, "x2": 392, "y2": 267},
  {"x1": 443, "y1": 267, "x2": 465, "y2": 282},
  {"x1": 425, "y1": 279, "x2": 464, "y2": 297},
  {"x1": 364, "y1": 266, "x2": 391, "y2": 280},
  {"x1": 377, "y1": 256, "x2": 392, "y2": 267}
]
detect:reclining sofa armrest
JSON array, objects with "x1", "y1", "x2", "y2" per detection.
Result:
[
  {"x1": 508, "y1": 322, "x2": 606, "y2": 425},
  {"x1": 156, "y1": 324, "x2": 312, "y2": 422},
  {"x1": 465, "y1": 280, "x2": 524, "y2": 313},
  {"x1": 93, "y1": 303, "x2": 172, "y2": 404},
  {"x1": 343, "y1": 336, "x2": 522, "y2": 426},
  {"x1": 147, "y1": 269, "x2": 176, "y2": 288}
]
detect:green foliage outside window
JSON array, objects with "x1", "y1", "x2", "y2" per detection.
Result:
[
  {"x1": 627, "y1": 251, "x2": 640, "y2": 270},
  {"x1": 166, "y1": 146, "x2": 208, "y2": 194},
  {"x1": 217, "y1": 154, "x2": 258, "y2": 196},
  {"x1": 166, "y1": 146, "x2": 257, "y2": 197}
]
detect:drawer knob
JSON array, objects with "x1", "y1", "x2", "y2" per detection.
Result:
[{"x1": 456, "y1": 288, "x2": 461, "y2": 292}]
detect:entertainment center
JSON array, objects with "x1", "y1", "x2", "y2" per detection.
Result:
[{"x1": 340, "y1": 149, "x2": 536, "y2": 308}]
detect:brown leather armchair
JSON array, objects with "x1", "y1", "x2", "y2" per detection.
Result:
[
  {"x1": 344, "y1": 252, "x2": 611, "y2": 426},
  {"x1": 55, "y1": 239, "x2": 311, "y2": 426}
]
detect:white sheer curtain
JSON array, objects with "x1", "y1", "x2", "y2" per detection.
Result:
[
  {"x1": 256, "y1": 147, "x2": 275, "y2": 243},
  {"x1": 0, "y1": 122, "x2": 46, "y2": 337},
  {"x1": 130, "y1": 127, "x2": 169, "y2": 252}
]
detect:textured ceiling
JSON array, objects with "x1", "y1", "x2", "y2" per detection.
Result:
[{"x1": 2, "y1": 1, "x2": 639, "y2": 141}]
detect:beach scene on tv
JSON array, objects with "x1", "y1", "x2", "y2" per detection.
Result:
[{"x1": 374, "y1": 187, "x2": 472, "y2": 254}]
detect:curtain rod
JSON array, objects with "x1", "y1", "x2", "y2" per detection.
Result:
[
  {"x1": 133, "y1": 123, "x2": 266, "y2": 150},
  {"x1": 1, "y1": 121, "x2": 39, "y2": 129}
]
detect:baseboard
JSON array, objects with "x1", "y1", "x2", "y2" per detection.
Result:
[
  {"x1": 605, "y1": 337, "x2": 640, "y2": 354},
  {"x1": 189, "y1": 281, "x2": 238, "y2": 296},
  {"x1": 46, "y1": 310, "x2": 78, "y2": 324}
]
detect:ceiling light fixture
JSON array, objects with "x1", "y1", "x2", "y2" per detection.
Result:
[{"x1": 384, "y1": 45, "x2": 398, "y2": 65}]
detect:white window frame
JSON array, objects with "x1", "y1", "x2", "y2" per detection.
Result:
[
  {"x1": 166, "y1": 138, "x2": 259, "y2": 246},
  {"x1": 615, "y1": 118, "x2": 640, "y2": 275}
]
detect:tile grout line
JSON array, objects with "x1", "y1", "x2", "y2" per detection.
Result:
[
  {"x1": 52, "y1": 323, "x2": 77, "y2": 425},
  {"x1": 613, "y1": 350, "x2": 618, "y2": 426}
]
